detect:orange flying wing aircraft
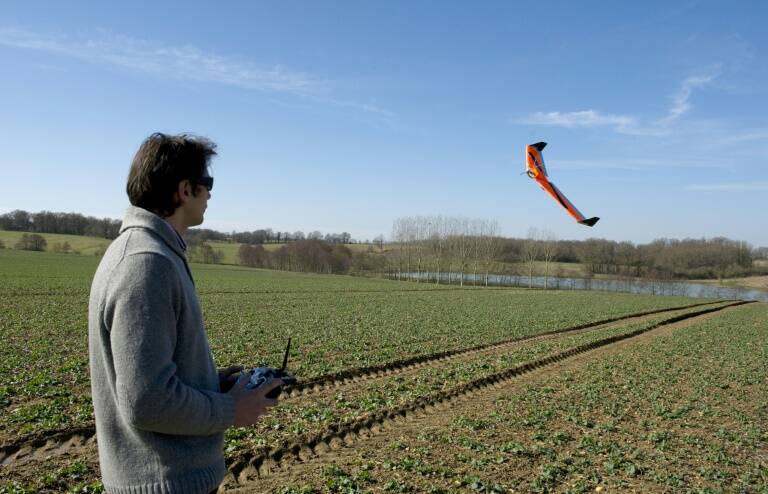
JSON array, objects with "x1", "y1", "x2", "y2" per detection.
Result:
[{"x1": 525, "y1": 142, "x2": 599, "y2": 227}]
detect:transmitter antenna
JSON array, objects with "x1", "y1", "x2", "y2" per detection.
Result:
[{"x1": 280, "y1": 337, "x2": 291, "y2": 371}]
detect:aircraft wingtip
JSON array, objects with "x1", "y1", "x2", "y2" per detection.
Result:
[{"x1": 579, "y1": 217, "x2": 600, "y2": 227}]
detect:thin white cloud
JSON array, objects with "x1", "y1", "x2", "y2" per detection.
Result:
[
  {"x1": 686, "y1": 182, "x2": 768, "y2": 191},
  {"x1": 523, "y1": 110, "x2": 634, "y2": 129},
  {"x1": 659, "y1": 71, "x2": 718, "y2": 125},
  {"x1": 718, "y1": 130, "x2": 768, "y2": 144},
  {"x1": 518, "y1": 110, "x2": 667, "y2": 136},
  {"x1": 518, "y1": 69, "x2": 720, "y2": 136},
  {"x1": 0, "y1": 27, "x2": 322, "y2": 93},
  {"x1": 0, "y1": 26, "x2": 391, "y2": 116}
]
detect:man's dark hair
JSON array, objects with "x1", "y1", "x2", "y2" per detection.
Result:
[{"x1": 127, "y1": 133, "x2": 217, "y2": 217}]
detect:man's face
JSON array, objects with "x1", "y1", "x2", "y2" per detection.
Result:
[{"x1": 185, "y1": 171, "x2": 212, "y2": 228}]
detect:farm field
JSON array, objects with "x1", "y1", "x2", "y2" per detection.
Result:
[
  {"x1": 1, "y1": 248, "x2": 765, "y2": 493},
  {"x1": 260, "y1": 302, "x2": 767, "y2": 494}
]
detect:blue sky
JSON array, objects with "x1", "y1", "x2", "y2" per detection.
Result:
[{"x1": 1, "y1": 1, "x2": 766, "y2": 246}]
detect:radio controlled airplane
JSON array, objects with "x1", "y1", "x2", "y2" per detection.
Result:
[{"x1": 525, "y1": 142, "x2": 599, "y2": 227}]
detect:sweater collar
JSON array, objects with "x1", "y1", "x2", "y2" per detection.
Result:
[
  {"x1": 120, "y1": 206, "x2": 187, "y2": 259},
  {"x1": 162, "y1": 219, "x2": 188, "y2": 254}
]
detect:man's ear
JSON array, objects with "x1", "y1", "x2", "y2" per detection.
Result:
[{"x1": 177, "y1": 179, "x2": 192, "y2": 202}]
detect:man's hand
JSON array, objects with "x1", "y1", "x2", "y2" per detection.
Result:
[
  {"x1": 227, "y1": 373, "x2": 283, "y2": 427},
  {"x1": 218, "y1": 365, "x2": 243, "y2": 393}
]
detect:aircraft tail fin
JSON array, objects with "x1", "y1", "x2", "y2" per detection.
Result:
[
  {"x1": 578, "y1": 217, "x2": 600, "y2": 227},
  {"x1": 532, "y1": 141, "x2": 547, "y2": 151}
]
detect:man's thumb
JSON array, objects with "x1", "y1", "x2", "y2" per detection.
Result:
[
  {"x1": 259, "y1": 378, "x2": 283, "y2": 397},
  {"x1": 230, "y1": 372, "x2": 250, "y2": 392}
]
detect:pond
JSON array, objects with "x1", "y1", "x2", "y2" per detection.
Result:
[{"x1": 395, "y1": 272, "x2": 768, "y2": 302}]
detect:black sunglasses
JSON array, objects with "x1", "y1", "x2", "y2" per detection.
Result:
[{"x1": 195, "y1": 176, "x2": 214, "y2": 191}]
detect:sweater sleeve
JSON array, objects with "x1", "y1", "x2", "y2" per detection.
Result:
[{"x1": 105, "y1": 253, "x2": 235, "y2": 436}]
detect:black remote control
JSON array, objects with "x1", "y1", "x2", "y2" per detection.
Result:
[{"x1": 245, "y1": 338, "x2": 297, "y2": 399}]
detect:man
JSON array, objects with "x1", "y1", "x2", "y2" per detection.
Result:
[{"x1": 88, "y1": 133, "x2": 281, "y2": 494}]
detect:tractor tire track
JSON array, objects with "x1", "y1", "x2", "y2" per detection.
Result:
[
  {"x1": 283, "y1": 300, "x2": 728, "y2": 399},
  {"x1": 0, "y1": 425, "x2": 96, "y2": 468},
  {"x1": 223, "y1": 300, "x2": 752, "y2": 488},
  {"x1": 0, "y1": 300, "x2": 730, "y2": 470},
  {"x1": 276, "y1": 302, "x2": 737, "y2": 412}
]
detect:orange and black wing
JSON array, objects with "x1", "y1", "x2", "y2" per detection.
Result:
[{"x1": 525, "y1": 142, "x2": 599, "y2": 227}]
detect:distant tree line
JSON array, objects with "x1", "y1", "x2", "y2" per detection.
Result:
[
  {"x1": 0, "y1": 209, "x2": 376, "y2": 275},
  {"x1": 0, "y1": 210, "x2": 121, "y2": 239},
  {"x1": 753, "y1": 246, "x2": 768, "y2": 260},
  {"x1": 238, "y1": 239, "x2": 384, "y2": 275},
  {"x1": 186, "y1": 226, "x2": 354, "y2": 245},
  {"x1": 223, "y1": 229, "x2": 353, "y2": 245},
  {"x1": 173, "y1": 227, "x2": 356, "y2": 246},
  {"x1": 497, "y1": 234, "x2": 760, "y2": 280},
  {"x1": 1, "y1": 209, "x2": 360, "y2": 246},
  {"x1": 384, "y1": 221, "x2": 765, "y2": 283},
  {"x1": 4, "y1": 208, "x2": 764, "y2": 281}
]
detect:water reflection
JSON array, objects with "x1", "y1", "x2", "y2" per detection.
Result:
[{"x1": 398, "y1": 272, "x2": 768, "y2": 302}]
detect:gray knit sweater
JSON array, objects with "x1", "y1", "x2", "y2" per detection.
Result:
[{"x1": 88, "y1": 206, "x2": 235, "y2": 494}]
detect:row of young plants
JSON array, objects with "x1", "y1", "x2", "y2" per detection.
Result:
[
  {"x1": 275, "y1": 302, "x2": 766, "y2": 493},
  {"x1": 221, "y1": 302, "x2": 732, "y2": 459},
  {"x1": 203, "y1": 289, "x2": 707, "y2": 375}
]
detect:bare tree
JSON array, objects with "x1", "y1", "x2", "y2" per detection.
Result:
[
  {"x1": 188, "y1": 240, "x2": 223, "y2": 264},
  {"x1": 238, "y1": 244, "x2": 266, "y2": 267},
  {"x1": 480, "y1": 220, "x2": 501, "y2": 286},
  {"x1": 540, "y1": 229, "x2": 558, "y2": 289},
  {"x1": 14, "y1": 233, "x2": 47, "y2": 251},
  {"x1": 389, "y1": 215, "x2": 502, "y2": 286},
  {"x1": 443, "y1": 217, "x2": 461, "y2": 285},
  {"x1": 373, "y1": 234, "x2": 385, "y2": 251},
  {"x1": 471, "y1": 219, "x2": 484, "y2": 285},
  {"x1": 52, "y1": 241, "x2": 72, "y2": 254},
  {"x1": 522, "y1": 227, "x2": 540, "y2": 289},
  {"x1": 413, "y1": 216, "x2": 427, "y2": 282},
  {"x1": 391, "y1": 218, "x2": 409, "y2": 280},
  {"x1": 451, "y1": 217, "x2": 472, "y2": 286},
  {"x1": 429, "y1": 217, "x2": 447, "y2": 285}
]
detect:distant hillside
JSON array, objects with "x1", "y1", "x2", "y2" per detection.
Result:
[
  {"x1": 0, "y1": 230, "x2": 112, "y2": 256},
  {"x1": 0, "y1": 231, "x2": 375, "y2": 265}
]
